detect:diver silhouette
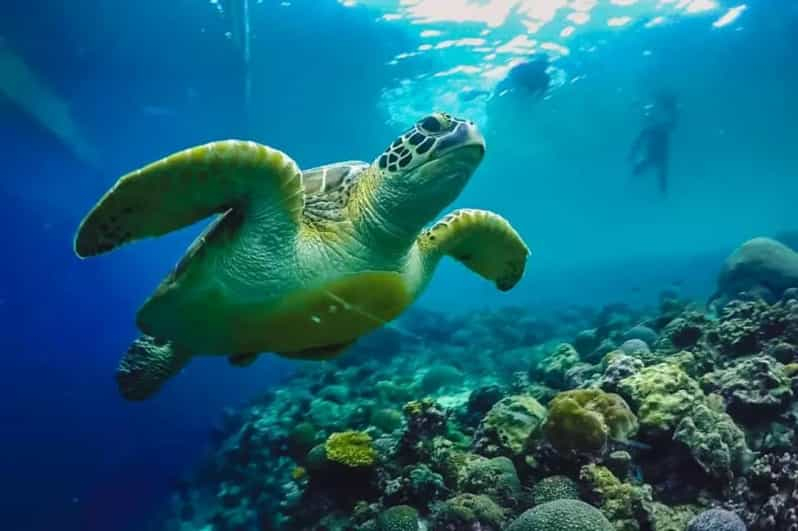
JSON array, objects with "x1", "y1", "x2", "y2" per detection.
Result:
[{"x1": 628, "y1": 93, "x2": 678, "y2": 196}]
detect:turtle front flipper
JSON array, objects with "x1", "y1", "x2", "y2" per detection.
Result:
[
  {"x1": 116, "y1": 335, "x2": 192, "y2": 400},
  {"x1": 74, "y1": 140, "x2": 303, "y2": 257},
  {"x1": 419, "y1": 208, "x2": 530, "y2": 291}
]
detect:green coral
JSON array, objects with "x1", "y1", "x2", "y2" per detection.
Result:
[
  {"x1": 376, "y1": 505, "x2": 419, "y2": 531},
  {"x1": 408, "y1": 464, "x2": 448, "y2": 501},
  {"x1": 324, "y1": 431, "x2": 376, "y2": 468},
  {"x1": 308, "y1": 398, "x2": 345, "y2": 430},
  {"x1": 544, "y1": 389, "x2": 638, "y2": 454},
  {"x1": 507, "y1": 499, "x2": 614, "y2": 531},
  {"x1": 649, "y1": 503, "x2": 700, "y2": 531},
  {"x1": 533, "y1": 343, "x2": 582, "y2": 389},
  {"x1": 636, "y1": 390, "x2": 699, "y2": 435},
  {"x1": 421, "y1": 365, "x2": 463, "y2": 393},
  {"x1": 580, "y1": 464, "x2": 653, "y2": 531},
  {"x1": 370, "y1": 408, "x2": 404, "y2": 433},
  {"x1": 472, "y1": 395, "x2": 547, "y2": 457},
  {"x1": 701, "y1": 355, "x2": 794, "y2": 420},
  {"x1": 431, "y1": 494, "x2": 506, "y2": 529},
  {"x1": 532, "y1": 475, "x2": 581, "y2": 505},
  {"x1": 619, "y1": 363, "x2": 702, "y2": 405},
  {"x1": 305, "y1": 443, "x2": 330, "y2": 473},
  {"x1": 429, "y1": 439, "x2": 469, "y2": 487},
  {"x1": 318, "y1": 384, "x2": 349, "y2": 404},
  {"x1": 673, "y1": 400, "x2": 751, "y2": 481},
  {"x1": 460, "y1": 456, "x2": 522, "y2": 508},
  {"x1": 662, "y1": 350, "x2": 716, "y2": 379},
  {"x1": 289, "y1": 422, "x2": 320, "y2": 455},
  {"x1": 376, "y1": 380, "x2": 415, "y2": 404},
  {"x1": 618, "y1": 363, "x2": 703, "y2": 434}
]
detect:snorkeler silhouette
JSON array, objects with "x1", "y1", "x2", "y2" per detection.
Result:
[
  {"x1": 628, "y1": 92, "x2": 678, "y2": 196},
  {"x1": 497, "y1": 54, "x2": 552, "y2": 98},
  {"x1": 461, "y1": 54, "x2": 552, "y2": 102}
]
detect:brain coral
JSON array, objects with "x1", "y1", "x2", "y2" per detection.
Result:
[
  {"x1": 544, "y1": 389, "x2": 638, "y2": 454},
  {"x1": 507, "y1": 499, "x2": 614, "y2": 531},
  {"x1": 376, "y1": 505, "x2": 419, "y2": 531}
]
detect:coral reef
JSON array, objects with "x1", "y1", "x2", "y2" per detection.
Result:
[
  {"x1": 376, "y1": 505, "x2": 420, "y2": 531},
  {"x1": 459, "y1": 455, "x2": 523, "y2": 508},
  {"x1": 156, "y1": 256, "x2": 798, "y2": 531},
  {"x1": 532, "y1": 343, "x2": 582, "y2": 389},
  {"x1": 687, "y1": 508, "x2": 746, "y2": 531},
  {"x1": 431, "y1": 493, "x2": 506, "y2": 530},
  {"x1": 531, "y1": 475, "x2": 581, "y2": 505},
  {"x1": 325, "y1": 431, "x2": 377, "y2": 467},
  {"x1": 618, "y1": 362, "x2": 702, "y2": 435},
  {"x1": 580, "y1": 464, "x2": 654, "y2": 531},
  {"x1": 701, "y1": 355, "x2": 793, "y2": 422},
  {"x1": 544, "y1": 389, "x2": 638, "y2": 455},
  {"x1": 472, "y1": 395, "x2": 546, "y2": 457},
  {"x1": 507, "y1": 499, "x2": 614, "y2": 531},
  {"x1": 673, "y1": 401, "x2": 750, "y2": 482},
  {"x1": 711, "y1": 237, "x2": 798, "y2": 306}
]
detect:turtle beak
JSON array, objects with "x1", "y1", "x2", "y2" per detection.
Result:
[{"x1": 436, "y1": 120, "x2": 485, "y2": 159}]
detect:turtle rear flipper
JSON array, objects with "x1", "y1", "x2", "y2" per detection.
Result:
[
  {"x1": 420, "y1": 208, "x2": 530, "y2": 291},
  {"x1": 74, "y1": 140, "x2": 304, "y2": 258},
  {"x1": 228, "y1": 352, "x2": 259, "y2": 367},
  {"x1": 116, "y1": 335, "x2": 192, "y2": 400}
]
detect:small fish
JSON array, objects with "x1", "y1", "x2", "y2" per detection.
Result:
[{"x1": 620, "y1": 438, "x2": 653, "y2": 452}]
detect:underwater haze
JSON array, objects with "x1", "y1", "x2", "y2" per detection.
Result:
[{"x1": 2, "y1": 0, "x2": 797, "y2": 530}]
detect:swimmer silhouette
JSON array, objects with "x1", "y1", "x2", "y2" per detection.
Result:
[
  {"x1": 460, "y1": 54, "x2": 552, "y2": 102},
  {"x1": 629, "y1": 92, "x2": 678, "y2": 196}
]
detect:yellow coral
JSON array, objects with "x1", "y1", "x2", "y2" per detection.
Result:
[
  {"x1": 544, "y1": 389, "x2": 638, "y2": 454},
  {"x1": 291, "y1": 466, "x2": 307, "y2": 481},
  {"x1": 325, "y1": 431, "x2": 376, "y2": 467}
]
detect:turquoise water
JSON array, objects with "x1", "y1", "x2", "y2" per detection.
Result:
[{"x1": 2, "y1": 1, "x2": 796, "y2": 530}]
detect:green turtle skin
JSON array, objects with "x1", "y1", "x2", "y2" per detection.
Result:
[{"x1": 75, "y1": 112, "x2": 531, "y2": 400}]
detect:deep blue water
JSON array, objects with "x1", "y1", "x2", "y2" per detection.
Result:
[{"x1": 2, "y1": 1, "x2": 796, "y2": 529}]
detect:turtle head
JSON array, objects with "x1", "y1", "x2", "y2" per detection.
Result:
[{"x1": 371, "y1": 112, "x2": 485, "y2": 231}]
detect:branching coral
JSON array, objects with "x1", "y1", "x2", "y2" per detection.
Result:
[{"x1": 325, "y1": 431, "x2": 377, "y2": 468}]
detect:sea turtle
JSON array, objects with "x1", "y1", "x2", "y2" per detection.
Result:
[{"x1": 74, "y1": 112, "x2": 530, "y2": 400}]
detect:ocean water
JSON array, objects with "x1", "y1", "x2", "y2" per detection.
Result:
[{"x1": 2, "y1": 1, "x2": 797, "y2": 530}]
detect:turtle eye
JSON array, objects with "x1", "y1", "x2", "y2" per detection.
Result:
[{"x1": 418, "y1": 115, "x2": 443, "y2": 133}]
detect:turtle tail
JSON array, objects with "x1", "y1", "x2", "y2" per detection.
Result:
[{"x1": 116, "y1": 335, "x2": 192, "y2": 400}]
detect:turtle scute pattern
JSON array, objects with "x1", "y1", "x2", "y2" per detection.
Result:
[{"x1": 302, "y1": 163, "x2": 370, "y2": 223}]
